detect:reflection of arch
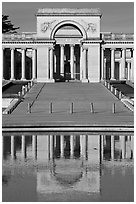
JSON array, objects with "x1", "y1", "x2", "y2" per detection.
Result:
[
  {"x1": 49, "y1": 159, "x2": 84, "y2": 186},
  {"x1": 50, "y1": 20, "x2": 87, "y2": 39}
]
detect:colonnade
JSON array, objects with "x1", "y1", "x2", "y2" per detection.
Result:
[
  {"x1": 2, "y1": 48, "x2": 37, "y2": 80},
  {"x1": 101, "y1": 135, "x2": 134, "y2": 160},
  {"x1": 55, "y1": 44, "x2": 87, "y2": 80},
  {"x1": 101, "y1": 48, "x2": 134, "y2": 81},
  {"x1": 3, "y1": 135, "x2": 134, "y2": 161},
  {"x1": 49, "y1": 135, "x2": 87, "y2": 159}
]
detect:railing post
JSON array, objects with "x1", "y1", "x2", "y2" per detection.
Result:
[
  {"x1": 49, "y1": 102, "x2": 53, "y2": 114},
  {"x1": 112, "y1": 103, "x2": 116, "y2": 114},
  {"x1": 90, "y1": 102, "x2": 94, "y2": 113},
  {"x1": 70, "y1": 102, "x2": 74, "y2": 114},
  {"x1": 27, "y1": 103, "x2": 31, "y2": 113}
]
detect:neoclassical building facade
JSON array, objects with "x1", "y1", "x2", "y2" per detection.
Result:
[{"x1": 2, "y1": 8, "x2": 134, "y2": 83}]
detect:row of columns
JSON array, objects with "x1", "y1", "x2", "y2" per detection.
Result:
[
  {"x1": 2, "y1": 48, "x2": 37, "y2": 80},
  {"x1": 101, "y1": 48, "x2": 134, "y2": 81},
  {"x1": 101, "y1": 135, "x2": 134, "y2": 160},
  {"x1": 49, "y1": 135, "x2": 87, "y2": 159},
  {"x1": 5, "y1": 135, "x2": 134, "y2": 161},
  {"x1": 54, "y1": 44, "x2": 87, "y2": 80},
  {"x1": 10, "y1": 135, "x2": 37, "y2": 159}
]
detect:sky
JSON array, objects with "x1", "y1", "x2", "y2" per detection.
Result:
[{"x1": 2, "y1": 1, "x2": 134, "y2": 33}]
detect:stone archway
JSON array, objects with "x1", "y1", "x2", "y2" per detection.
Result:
[{"x1": 51, "y1": 21, "x2": 86, "y2": 82}]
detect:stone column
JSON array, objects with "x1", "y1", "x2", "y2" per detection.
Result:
[
  {"x1": 49, "y1": 47, "x2": 54, "y2": 79},
  {"x1": 80, "y1": 46, "x2": 83, "y2": 80},
  {"x1": 60, "y1": 135, "x2": 64, "y2": 158},
  {"x1": 111, "y1": 48, "x2": 115, "y2": 80},
  {"x1": 121, "y1": 48, "x2": 126, "y2": 80},
  {"x1": 81, "y1": 48, "x2": 88, "y2": 83},
  {"x1": 2, "y1": 48, "x2": 4, "y2": 79},
  {"x1": 70, "y1": 135, "x2": 74, "y2": 158},
  {"x1": 127, "y1": 61, "x2": 130, "y2": 80},
  {"x1": 10, "y1": 48, "x2": 15, "y2": 80},
  {"x1": 111, "y1": 135, "x2": 114, "y2": 160},
  {"x1": 21, "y1": 48, "x2": 26, "y2": 80},
  {"x1": 32, "y1": 49, "x2": 36, "y2": 80},
  {"x1": 104, "y1": 58, "x2": 106, "y2": 80},
  {"x1": 70, "y1": 44, "x2": 74, "y2": 79},
  {"x1": 60, "y1": 44, "x2": 64, "y2": 76},
  {"x1": 131, "y1": 50, "x2": 134, "y2": 82},
  {"x1": 101, "y1": 48, "x2": 105, "y2": 80}
]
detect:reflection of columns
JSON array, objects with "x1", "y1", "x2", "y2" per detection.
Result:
[
  {"x1": 131, "y1": 136, "x2": 134, "y2": 157},
  {"x1": 80, "y1": 46, "x2": 83, "y2": 80},
  {"x1": 101, "y1": 135, "x2": 104, "y2": 161},
  {"x1": 60, "y1": 44, "x2": 64, "y2": 76},
  {"x1": 21, "y1": 49, "x2": 26, "y2": 80},
  {"x1": 10, "y1": 48, "x2": 15, "y2": 80},
  {"x1": 32, "y1": 135, "x2": 37, "y2": 159},
  {"x1": 11, "y1": 135, "x2": 15, "y2": 159},
  {"x1": 111, "y1": 135, "x2": 114, "y2": 160},
  {"x1": 120, "y1": 136, "x2": 126, "y2": 159},
  {"x1": 121, "y1": 48, "x2": 126, "y2": 80},
  {"x1": 50, "y1": 135, "x2": 53, "y2": 159},
  {"x1": 80, "y1": 135, "x2": 83, "y2": 157},
  {"x1": 101, "y1": 48, "x2": 104, "y2": 80},
  {"x1": 70, "y1": 44, "x2": 74, "y2": 79},
  {"x1": 60, "y1": 135, "x2": 64, "y2": 158},
  {"x1": 127, "y1": 62, "x2": 130, "y2": 80},
  {"x1": 70, "y1": 135, "x2": 74, "y2": 158},
  {"x1": 32, "y1": 49, "x2": 36, "y2": 80},
  {"x1": 22, "y1": 135, "x2": 26, "y2": 158},
  {"x1": 111, "y1": 48, "x2": 115, "y2": 80}
]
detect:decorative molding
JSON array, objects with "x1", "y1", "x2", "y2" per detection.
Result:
[
  {"x1": 87, "y1": 23, "x2": 97, "y2": 33},
  {"x1": 41, "y1": 20, "x2": 56, "y2": 33}
]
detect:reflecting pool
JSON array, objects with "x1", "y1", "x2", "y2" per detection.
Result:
[{"x1": 2, "y1": 133, "x2": 134, "y2": 202}]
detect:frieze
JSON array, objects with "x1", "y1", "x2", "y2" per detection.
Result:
[{"x1": 41, "y1": 20, "x2": 56, "y2": 33}]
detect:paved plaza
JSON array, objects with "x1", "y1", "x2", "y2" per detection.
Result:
[{"x1": 2, "y1": 83, "x2": 133, "y2": 128}]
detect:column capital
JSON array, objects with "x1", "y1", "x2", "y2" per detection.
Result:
[
  {"x1": 121, "y1": 48, "x2": 126, "y2": 51},
  {"x1": 110, "y1": 47, "x2": 116, "y2": 51},
  {"x1": 102, "y1": 47, "x2": 105, "y2": 51},
  {"x1": 60, "y1": 44, "x2": 65, "y2": 47},
  {"x1": 70, "y1": 44, "x2": 75, "y2": 47},
  {"x1": 21, "y1": 48, "x2": 26, "y2": 51},
  {"x1": 10, "y1": 47, "x2": 15, "y2": 50}
]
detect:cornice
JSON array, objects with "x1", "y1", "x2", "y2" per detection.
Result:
[{"x1": 36, "y1": 8, "x2": 102, "y2": 17}]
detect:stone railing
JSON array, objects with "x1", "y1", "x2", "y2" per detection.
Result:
[
  {"x1": 2, "y1": 32, "x2": 37, "y2": 40},
  {"x1": 102, "y1": 33, "x2": 134, "y2": 41}
]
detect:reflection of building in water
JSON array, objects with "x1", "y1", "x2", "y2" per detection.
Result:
[
  {"x1": 2, "y1": 134, "x2": 134, "y2": 194},
  {"x1": 37, "y1": 135, "x2": 100, "y2": 194}
]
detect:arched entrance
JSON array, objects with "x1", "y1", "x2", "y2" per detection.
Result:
[{"x1": 52, "y1": 23, "x2": 84, "y2": 82}]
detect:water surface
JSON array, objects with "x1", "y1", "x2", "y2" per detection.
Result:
[{"x1": 2, "y1": 133, "x2": 134, "y2": 202}]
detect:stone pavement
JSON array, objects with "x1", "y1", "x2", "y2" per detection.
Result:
[{"x1": 2, "y1": 82, "x2": 134, "y2": 128}]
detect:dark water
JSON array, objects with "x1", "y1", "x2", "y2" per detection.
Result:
[{"x1": 2, "y1": 133, "x2": 134, "y2": 202}]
